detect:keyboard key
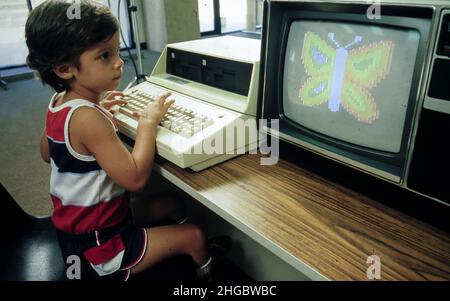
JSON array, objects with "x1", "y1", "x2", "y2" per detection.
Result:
[
  {"x1": 192, "y1": 126, "x2": 201, "y2": 134},
  {"x1": 180, "y1": 129, "x2": 193, "y2": 138},
  {"x1": 119, "y1": 107, "x2": 135, "y2": 118}
]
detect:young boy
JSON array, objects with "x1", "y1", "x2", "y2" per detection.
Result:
[{"x1": 26, "y1": 0, "x2": 212, "y2": 280}]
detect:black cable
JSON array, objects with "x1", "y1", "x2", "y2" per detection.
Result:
[{"x1": 117, "y1": 0, "x2": 139, "y2": 82}]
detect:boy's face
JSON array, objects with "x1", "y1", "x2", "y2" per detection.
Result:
[{"x1": 71, "y1": 31, "x2": 123, "y2": 97}]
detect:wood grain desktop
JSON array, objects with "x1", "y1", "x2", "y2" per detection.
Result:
[{"x1": 155, "y1": 154, "x2": 450, "y2": 280}]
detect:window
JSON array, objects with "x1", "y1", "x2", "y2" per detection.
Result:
[
  {"x1": 0, "y1": 0, "x2": 30, "y2": 68},
  {"x1": 198, "y1": 0, "x2": 263, "y2": 36},
  {"x1": 219, "y1": 0, "x2": 247, "y2": 34},
  {"x1": 198, "y1": 0, "x2": 215, "y2": 33},
  {"x1": 0, "y1": 0, "x2": 132, "y2": 69}
]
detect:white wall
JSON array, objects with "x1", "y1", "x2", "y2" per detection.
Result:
[
  {"x1": 142, "y1": 0, "x2": 168, "y2": 52},
  {"x1": 141, "y1": 0, "x2": 200, "y2": 52}
]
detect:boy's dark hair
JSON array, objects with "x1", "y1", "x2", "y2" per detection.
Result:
[{"x1": 25, "y1": 0, "x2": 119, "y2": 92}]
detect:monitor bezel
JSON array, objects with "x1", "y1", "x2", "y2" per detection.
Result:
[{"x1": 264, "y1": 2, "x2": 432, "y2": 177}]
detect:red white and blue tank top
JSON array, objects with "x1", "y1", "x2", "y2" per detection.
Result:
[{"x1": 46, "y1": 94, "x2": 128, "y2": 234}]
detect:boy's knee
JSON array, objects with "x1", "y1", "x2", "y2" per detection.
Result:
[{"x1": 184, "y1": 224, "x2": 206, "y2": 248}]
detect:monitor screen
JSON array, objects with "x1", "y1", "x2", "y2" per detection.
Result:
[{"x1": 283, "y1": 20, "x2": 420, "y2": 153}]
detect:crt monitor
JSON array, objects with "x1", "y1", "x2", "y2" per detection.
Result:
[
  {"x1": 260, "y1": 1, "x2": 432, "y2": 183},
  {"x1": 283, "y1": 20, "x2": 419, "y2": 154}
]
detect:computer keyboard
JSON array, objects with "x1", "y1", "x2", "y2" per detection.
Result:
[
  {"x1": 114, "y1": 81, "x2": 256, "y2": 171},
  {"x1": 118, "y1": 89, "x2": 214, "y2": 138}
]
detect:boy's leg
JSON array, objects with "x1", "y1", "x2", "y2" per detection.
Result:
[
  {"x1": 130, "y1": 223, "x2": 209, "y2": 276},
  {"x1": 132, "y1": 193, "x2": 187, "y2": 227}
]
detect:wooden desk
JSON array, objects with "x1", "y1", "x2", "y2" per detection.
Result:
[{"x1": 153, "y1": 154, "x2": 450, "y2": 280}]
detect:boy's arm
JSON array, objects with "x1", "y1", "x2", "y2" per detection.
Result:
[
  {"x1": 40, "y1": 128, "x2": 50, "y2": 163},
  {"x1": 70, "y1": 107, "x2": 157, "y2": 192}
]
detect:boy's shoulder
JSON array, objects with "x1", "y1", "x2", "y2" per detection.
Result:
[
  {"x1": 70, "y1": 104, "x2": 115, "y2": 137},
  {"x1": 71, "y1": 103, "x2": 111, "y2": 123}
]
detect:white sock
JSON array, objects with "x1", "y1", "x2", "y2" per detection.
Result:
[{"x1": 196, "y1": 256, "x2": 212, "y2": 278}]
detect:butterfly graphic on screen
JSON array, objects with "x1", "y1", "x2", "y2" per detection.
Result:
[{"x1": 299, "y1": 32, "x2": 394, "y2": 123}]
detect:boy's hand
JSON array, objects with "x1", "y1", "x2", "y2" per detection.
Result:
[
  {"x1": 100, "y1": 91, "x2": 127, "y2": 114},
  {"x1": 133, "y1": 92, "x2": 174, "y2": 125}
]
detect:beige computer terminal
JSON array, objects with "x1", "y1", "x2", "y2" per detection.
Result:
[{"x1": 114, "y1": 36, "x2": 261, "y2": 171}]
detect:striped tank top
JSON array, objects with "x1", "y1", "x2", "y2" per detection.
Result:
[{"x1": 46, "y1": 94, "x2": 128, "y2": 234}]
